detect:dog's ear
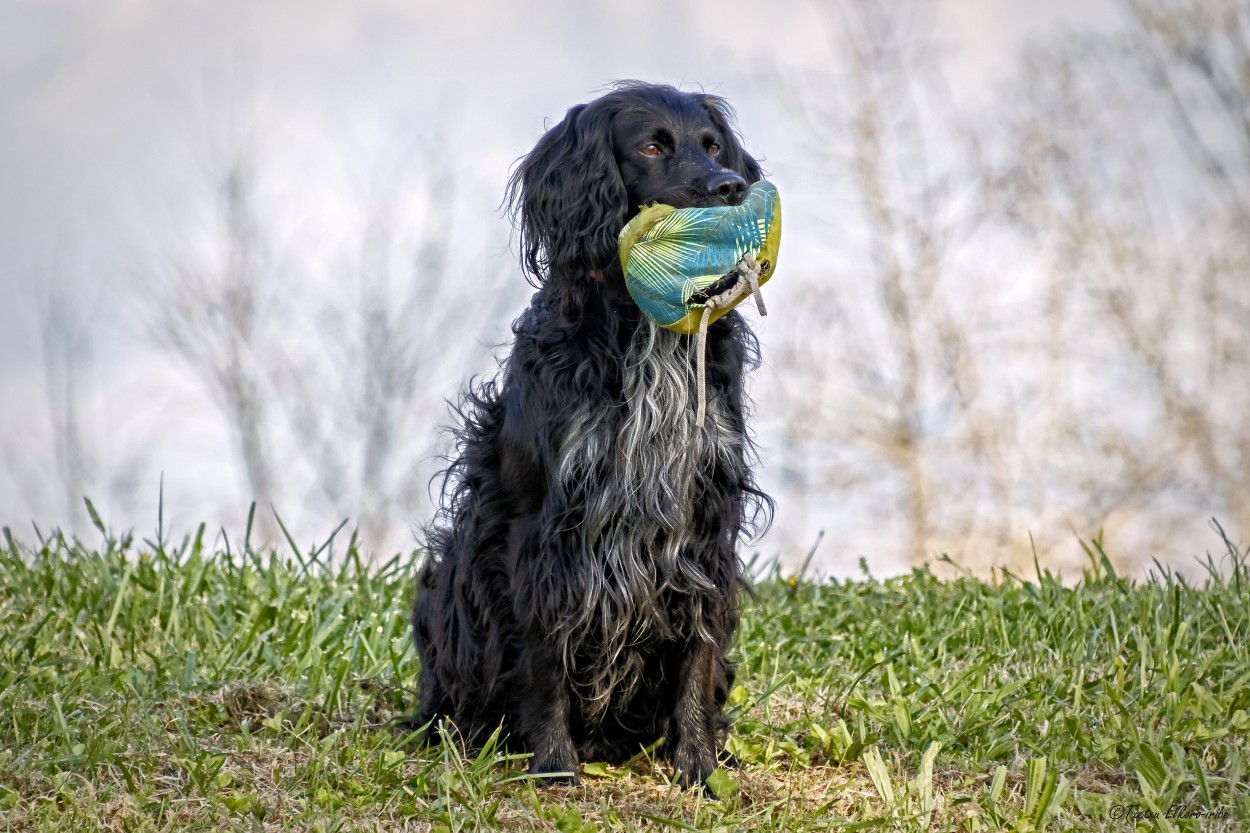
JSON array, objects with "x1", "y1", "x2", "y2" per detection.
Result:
[
  {"x1": 697, "y1": 94, "x2": 763, "y2": 185},
  {"x1": 507, "y1": 101, "x2": 628, "y2": 286}
]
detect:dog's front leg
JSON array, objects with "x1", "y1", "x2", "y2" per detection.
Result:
[
  {"x1": 669, "y1": 638, "x2": 721, "y2": 790},
  {"x1": 517, "y1": 631, "x2": 579, "y2": 785}
]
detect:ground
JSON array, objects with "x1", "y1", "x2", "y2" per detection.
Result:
[{"x1": 1, "y1": 511, "x2": 1247, "y2": 831}]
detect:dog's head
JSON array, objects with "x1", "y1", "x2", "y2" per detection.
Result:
[{"x1": 506, "y1": 82, "x2": 762, "y2": 288}]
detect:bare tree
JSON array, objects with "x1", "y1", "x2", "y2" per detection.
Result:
[
  {"x1": 763, "y1": 0, "x2": 1249, "y2": 575},
  {"x1": 144, "y1": 136, "x2": 518, "y2": 552},
  {"x1": 148, "y1": 154, "x2": 279, "y2": 538},
  {"x1": 769, "y1": 0, "x2": 1015, "y2": 569},
  {"x1": 269, "y1": 165, "x2": 520, "y2": 546},
  {"x1": 993, "y1": 0, "x2": 1250, "y2": 556},
  {"x1": 35, "y1": 257, "x2": 97, "y2": 528}
]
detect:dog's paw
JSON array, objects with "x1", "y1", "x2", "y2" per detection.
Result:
[
  {"x1": 392, "y1": 713, "x2": 438, "y2": 746},
  {"x1": 537, "y1": 771, "x2": 581, "y2": 788},
  {"x1": 530, "y1": 756, "x2": 580, "y2": 788},
  {"x1": 671, "y1": 747, "x2": 717, "y2": 793}
]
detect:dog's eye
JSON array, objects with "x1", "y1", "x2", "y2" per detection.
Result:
[
  {"x1": 707, "y1": 142, "x2": 721, "y2": 157},
  {"x1": 640, "y1": 143, "x2": 663, "y2": 157}
]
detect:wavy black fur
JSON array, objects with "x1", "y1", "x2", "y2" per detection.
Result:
[{"x1": 410, "y1": 82, "x2": 773, "y2": 790}]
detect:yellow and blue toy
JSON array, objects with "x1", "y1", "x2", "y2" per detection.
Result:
[{"x1": 618, "y1": 179, "x2": 781, "y2": 334}]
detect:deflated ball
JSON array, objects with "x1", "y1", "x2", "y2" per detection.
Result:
[{"x1": 618, "y1": 180, "x2": 781, "y2": 334}]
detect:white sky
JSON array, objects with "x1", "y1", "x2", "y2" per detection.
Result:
[
  {"x1": 0, "y1": 0, "x2": 1119, "y2": 339},
  {"x1": 0, "y1": 0, "x2": 1122, "y2": 565}
]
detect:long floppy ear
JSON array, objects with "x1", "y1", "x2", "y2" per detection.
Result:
[
  {"x1": 506, "y1": 101, "x2": 628, "y2": 286},
  {"x1": 697, "y1": 94, "x2": 764, "y2": 184}
]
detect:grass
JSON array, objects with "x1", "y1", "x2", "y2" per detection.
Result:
[{"x1": 1, "y1": 504, "x2": 1248, "y2": 832}]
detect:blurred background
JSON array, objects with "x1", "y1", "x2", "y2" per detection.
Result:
[{"x1": 2, "y1": 0, "x2": 1247, "y2": 577}]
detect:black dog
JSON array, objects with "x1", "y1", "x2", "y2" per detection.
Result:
[{"x1": 410, "y1": 82, "x2": 772, "y2": 789}]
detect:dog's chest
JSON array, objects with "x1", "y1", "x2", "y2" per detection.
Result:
[
  {"x1": 556, "y1": 323, "x2": 734, "y2": 567},
  {"x1": 544, "y1": 322, "x2": 748, "y2": 714}
]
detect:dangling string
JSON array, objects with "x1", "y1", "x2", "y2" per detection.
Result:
[
  {"x1": 696, "y1": 305, "x2": 714, "y2": 428},
  {"x1": 741, "y1": 252, "x2": 767, "y2": 316},
  {"x1": 695, "y1": 253, "x2": 767, "y2": 429}
]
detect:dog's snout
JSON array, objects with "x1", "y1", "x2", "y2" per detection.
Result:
[{"x1": 705, "y1": 172, "x2": 746, "y2": 205}]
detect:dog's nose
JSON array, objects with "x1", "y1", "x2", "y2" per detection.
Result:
[{"x1": 705, "y1": 172, "x2": 746, "y2": 205}]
